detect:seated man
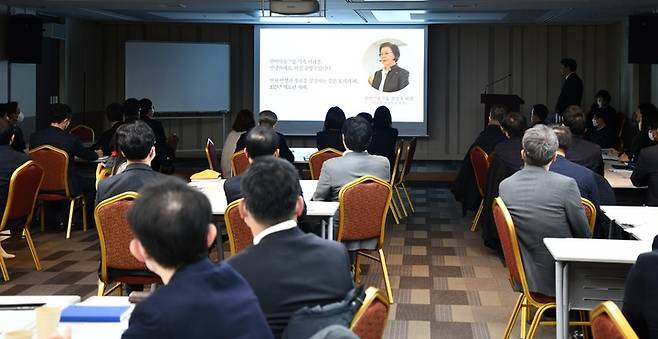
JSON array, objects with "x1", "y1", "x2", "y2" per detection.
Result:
[
  {"x1": 312, "y1": 117, "x2": 390, "y2": 201},
  {"x1": 588, "y1": 110, "x2": 619, "y2": 149},
  {"x1": 499, "y1": 125, "x2": 590, "y2": 297},
  {"x1": 96, "y1": 121, "x2": 166, "y2": 204},
  {"x1": 0, "y1": 120, "x2": 30, "y2": 259},
  {"x1": 530, "y1": 104, "x2": 549, "y2": 126},
  {"x1": 227, "y1": 157, "x2": 354, "y2": 338},
  {"x1": 563, "y1": 105, "x2": 604, "y2": 175},
  {"x1": 631, "y1": 112, "x2": 658, "y2": 206},
  {"x1": 139, "y1": 98, "x2": 170, "y2": 171},
  {"x1": 118, "y1": 178, "x2": 272, "y2": 338},
  {"x1": 493, "y1": 112, "x2": 527, "y2": 172},
  {"x1": 92, "y1": 103, "x2": 123, "y2": 156},
  {"x1": 235, "y1": 110, "x2": 294, "y2": 164},
  {"x1": 622, "y1": 238, "x2": 658, "y2": 338}
]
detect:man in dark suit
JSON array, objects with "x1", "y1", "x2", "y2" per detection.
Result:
[
  {"x1": 500, "y1": 125, "x2": 590, "y2": 297},
  {"x1": 370, "y1": 42, "x2": 409, "y2": 92},
  {"x1": 622, "y1": 239, "x2": 658, "y2": 338},
  {"x1": 588, "y1": 110, "x2": 619, "y2": 149},
  {"x1": 452, "y1": 105, "x2": 508, "y2": 213},
  {"x1": 554, "y1": 58, "x2": 583, "y2": 121},
  {"x1": 235, "y1": 110, "x2": 294, "y2": 164},
  {"x1": 91, "y1": 103, "x2": 123, "y2": 156},
  {"x1": 563, "y1": 105, "x2": 604, "y2": 175},
  {"x1": 3, "y1": 102, "x2": 27, "y2": 152},
  {"x1": 631, "y1": 114, "x2": 658, "y2": 206},
  {"x1": 96, "y1": 121, "x2": 166, "y2": 204},
  {"x1": 118, "y1": 178, "x2": 272, "y2": 339},
  {"x1": 139, "y1": 98, "x2": 171, "y2": 171},
  {"x1": 227, "y1": 157, "x2": 354, "y2": 338}
]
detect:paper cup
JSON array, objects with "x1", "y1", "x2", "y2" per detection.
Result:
[
  {"x1": 4, "y1": 330, "x2": 32, "y2": 339},
  {"x1": 36, "y1": 306, "x2": 61, "y2": 339}
]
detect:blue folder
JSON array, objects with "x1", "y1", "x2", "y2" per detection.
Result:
[{"x1": 60, "y1": 305, "x2": 131, "y2": 323}]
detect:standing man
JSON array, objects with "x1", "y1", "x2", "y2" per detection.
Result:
[{"x1": 555, "y1": 58, "x2": 583, "y2": 122}]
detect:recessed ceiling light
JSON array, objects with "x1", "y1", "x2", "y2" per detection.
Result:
[{"x1": 371, "y1": 10, "x2": 426, "y2": 22}]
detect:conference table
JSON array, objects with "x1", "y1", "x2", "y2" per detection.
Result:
[
  {"x1": 601, "y1": 205, "x2": 658, "y2": 241},
  {"x1": 603, "y1": 159, "x2": 636, "y2": 189},
  {"x1": 290, "y1": 147, "x2": 318, "y2": 164},
  {"x1": 544, "y1": 238, "x2": 652, "y2": 339}
]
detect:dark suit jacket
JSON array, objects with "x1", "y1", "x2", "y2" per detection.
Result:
[
  {"x1": 122, "y1": 258, "x2": 272, "y2": 339},
  {"x1": 631, "y1": 144, "x2": 658, "y2": 206},
  {"x1": 588, "y1": 126, "x2": 618, "y2": 149},
  {"x1": 371, "y1": 64, "x2": 409, "y2": 92},
  {"x1": 11, "y1": 125, "x2": 26, "y2": 152},
  {"x1": 95, "y1": 163, "x2": 166, "y2": 204},
  {"x1": 0, "y1": 145, "x2": 30, "y2": 217},
  {"x1": 566, "y1": 136, "x2": 604, "y2": 175},
  {"x1": 550, "y1": 155, "x2": 601, "y2": 207},
  {"x1": 493, "y1": 138, "x2": 524, "y2": 172},
  {"x1": 227, "y1": 227, "x2": 354, "y2": 338},
  {"x1": 622, "y1": 249, "x2": 658, "y2": 339},
  {"x1": 29, "y1": 126, "x2": 98, "y2": 195},
  {"x1": 92, "y1": 122, "x2": 122, "y2": 156},
  {"x1": 141, "y1": 116, "x2": 170, "y2": 170},
  {"x1": 235, "y1": 130, "x2": 295, "y2": 164},
  {"x1": 316, "y1": 130, "x2": 345, "y2": 152},
  {"x1": 368, "y1": 127, "x2": 398, "y2": 167},
  {"x1": 555, "y1": 72, "x2": 583, "y2": 115}
]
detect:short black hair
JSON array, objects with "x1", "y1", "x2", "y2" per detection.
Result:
[
  {"x1": 561, "y1": 58, "x2": 577, "y2": 71},
  {"x1": 501, "y1": 112, "x2": 527, "y2": 138},
  {"x1": 532, "y1": 104, "x2": 549, "y2": 122},
  {"x1": 489, "y1": 105, "x2": 508, "y2": 122},
  {"x1": 342, "y1": 116, "x2": 372, "y2": 152},
  {"x1": 129, "y1": 177, "x2": 212, "y2": 269},
  {"x1": 563, "y1": 105, "x2": 587, "y2": 136},
  {"x1": 105, "y1": 103, "x2": 123, "y2": 123},
  {"x1": 0, "y1": 119, "x2": 15, "y2": 145},
  {"x1": 258, "y1": 110, "x2": 278, "y2": 127},
  {"x1": 245, "y1": 125, "x2": 279, "y2": 159},
  {"x1": 379, "y1": 42, "x2": 400, "y2": 61},
  {"x1": 644, "y1": 108, "x2": 658, "y2": 130},
  {"x1": 552, "y1": 125, "x2": 572, "y2": 150},
  {"x1": 116, "y1": 120, "x2": 155, "y2": 160},
  {"x1": 0, "y1": 103, "x2": 6, "y2": 118},
  {"x1": 373, "y1": 106, "x2": 393, "y2": 130},
  {"x1": 356, "y1": 112, "x2": 373, "y2": 126},
  {"x1": 638, "y1": 103, "x2": 658, "y2": 130},
  {"x1": 232, "y1": 109, "x2": 256, "y2": 132},
  {"x1": 138, "y1": 98, "x2": 153, "y2": 117},
  {"x1": 123, "y1": 98, "x2": 140, "y2": 122},
  {"x1": 49, "y1": 103, "x2": 72, "y2": 124},
  {"x1": 323, "y1": 106, "x2": 346, "y2": 131},
  {"x1": 595, "y1": 90, "x2": 611, "y2": 104},
  {"x1": 241, "y1": 157, "x2": 301, "y2": 226},
  {"x1": 5, "y1": 102, "x2": 18, "y2": 116}
]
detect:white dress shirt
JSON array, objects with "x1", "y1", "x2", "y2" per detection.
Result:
[
  {"x1": 378, "y1": 68, "x2": 389, "y2": 91},
  {"x1": 252, "y1": 219, "x2": 297, "y2": 245}
]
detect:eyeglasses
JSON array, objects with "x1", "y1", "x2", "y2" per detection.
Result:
[{"x1": 378, "y1": 51, "x2": 393, "y2": 56}]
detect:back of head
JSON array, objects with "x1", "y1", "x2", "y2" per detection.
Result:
[
  {"x1": 644, "y1": 107, "x2": 658, "y2": 130},
  {"x1": 245, "y1": 125, "x2": 279, "y2": 159},
  {"x1": 561, "y1": 58, "x2": 577, "y2": 72},
  {"x1": 522, "y1": 125, "x2": 558, "y2": 166},
  {"x1": 116, "y1": 120, "x2": 155, "y2": 160},
  {"x1": 6, "y1": 102, "x2": 18, "y2": 115},
  {"x1": 138, "y1": 98, "x2": 153, "y2": 117},
  {"x1": 373, "y1": 106, "x2": 392, "y2": 130},
  {"x1": 232, "y1": 109, "x2": 256, "y2": 132},
  {"x1": 356, "y1": 112, "x2": 373, "y2": 126},
  {"x1": 123, "y1": 98, "x2": 140, "y2": 122},
  {"x1": 639, "y1": 103, "x2": 658, "y2": 129},
  {"x1": 129, "y1": 177, "x2": 212, "y2": 269},
  {"x1": 105, "y1": 103, "x2": 124, "y2": 123},
  {"x1": 49, "y1": 103, "x2": 72, "y2": 124},
  {"x1": 532, "y1": 104, "x2": 549, "y2": 123},
  {"x1": 501, "y1": 112, "x2": 527, "y2": 139},
  {"x1": 563, "y1": 105, "x2": 587, "y2": 136},
  {"x1": 0, "y1": 119, "x2": 15, "y2": 145},
  {"x1": 258, "y1": 110, "x2": 278, "y2": 127},
  {"x1": 489, "y1": 105, "x2": 508, "y2": 123},
  {"x1": 324, "y1": 106, "x2": 346, "y2": 131},
  {"x1": 342, "y1": 116, "x2": 372, "y2": 152},
  {"x1": 241, "y1": 157, "x2": 301, "y2": 226},
  {"x1": 552, "y1": 125, "x2": 572, "y2": 150}
]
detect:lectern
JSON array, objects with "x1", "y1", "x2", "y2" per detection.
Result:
[{"x1": 481, "y1": 94, "x2": 524, "y2": 127}]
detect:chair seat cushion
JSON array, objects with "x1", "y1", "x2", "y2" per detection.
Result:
[{"x1": 38, "y1": 193, "x2": 68, "y2": 201}]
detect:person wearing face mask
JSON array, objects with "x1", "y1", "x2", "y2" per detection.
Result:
[
  {"x1": 3, "y1": 102, "x2": 27, "y2": 153},
  {"x1": 587, "y1": 90, "x2": 618, "y2": 136},
  {"x1": 588, "y1": 111, "x2": 619, "y2": 149},
  {"x1": 619, "y1": 103, "x2": 658, "y2": 163},
  {"x1": 370, "y1": 42, "x2": 409, "y2": 92},
  {"x1": 631, "y1": 112, "x2": 658, "y2": 206}
]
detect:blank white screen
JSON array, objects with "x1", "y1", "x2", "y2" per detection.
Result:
[{"x1": 125, "y1": 41, "x2": 230, "y2": 112}]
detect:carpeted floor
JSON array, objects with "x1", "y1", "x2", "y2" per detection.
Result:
[{"x1": 0, "y1": 186, "x2": 555, "y2": 338}]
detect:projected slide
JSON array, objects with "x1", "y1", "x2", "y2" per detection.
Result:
[{"x1": 256, "y1": 26, "x2": 427, "y2": 135}]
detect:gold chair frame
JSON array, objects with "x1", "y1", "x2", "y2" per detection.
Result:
[
  {"x1": 393, "y1": 138, "x2": 416, "y2": 217},
  {"x1": 308, "y1": 148, "x2": 343, "y2": 180},
  {"x1": 223, "y1": 199, "x2": 254, "y2": 257},
  {"x1": 388, "y1": 142, "x2": 403, "y2": 224},
  {"x1": 231, "y1": 149, "x2": 249, "y2": 177},
  {"x1": 469, "y1": 146, "x2": 490, "y2": 232},
  {"x1": 581, "y1": 197, "x2": 597, "y2": 235},
  {"x1": 590, "y1": 301, "x2": 639, "y2": 339},
  {"x1": 350, "y1": 287, "x2": 390, "y2": 336}
]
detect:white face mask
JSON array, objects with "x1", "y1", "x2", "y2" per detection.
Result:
[
  {"x1": 596, "y1": 99, "x2": 604, "y2": 108},
  {"x1": 639, "y1": 121, "x2": 642, "y2": 131},
  {"x1": 592, "y1": 119, "x2": 599, "y2": 128},
  {"x1": 649, "y1": 130, "x2": 655, "y2": 142},
  {"x1": 16, "y1": 112, "x2": 24, "y2": 124}
]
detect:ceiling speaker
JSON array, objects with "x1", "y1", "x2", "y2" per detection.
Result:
[{"x1": 270, "y1": 0, "x2": 320, "y2": 15}]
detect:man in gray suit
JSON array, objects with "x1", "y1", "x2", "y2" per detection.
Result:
[
  {"x1": 499, "y1": 124, "x2": 590, "y2": 297},
  {"x1": 312, "y1": 117, "x2": 390, "y2": 201}
]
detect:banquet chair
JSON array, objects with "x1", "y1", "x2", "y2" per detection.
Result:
[
  {"x1": 388, "y1": 142, "x2": 403, "y2": 224},
  {"x1": 469, "y1": 146, "x2": 490, "y2": 232},
  {"x1": 581, "y1": 197, "x2": 597, "y2": 235},
  {"x1": 0, "y1": 160, "x2": 44, "y2": 281},
  {"x1": 95, "y1": 163, "x2": 111, "y2": 189},
  {"x1": 205, "y1": 138, "x2": 221, "y2": 173},
  {"x1": 69, "y1": 124, "x2": 95, "y2": 144},
  {"x1": 590, "y1": 301, "x2": 638, "y2": 339},
  {"x1": 95, "y1": 192, "x2": 161, "y2": 296},
  {"x1": 493, "y1": 197, "x2": 589, "y2": 338},
  {"x1": 231, "y1": 149, "x2": 250, "y2": 176},
  {"x1": 309, "y1": 148, "x2": 342, "y2": 180},
  {"x1": 337, "y1": 176, "x2": 394, "y2": 304},
  {"x1": 224, "y1": 199, "x2": 253, "y2": 256},
  {"x1": 350, "y1": 287, "x2": 390, "y2": 339},
  {"x1": 29, "y1": 145, "x2": 87, "y2": 239},
  {"x1": 393, "y1": 138, "x2": 416, "y2": 216}
]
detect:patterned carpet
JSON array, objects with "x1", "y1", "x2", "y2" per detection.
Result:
[{"x1": 0, "y1": 185, "x2": 555, "y2": 338}]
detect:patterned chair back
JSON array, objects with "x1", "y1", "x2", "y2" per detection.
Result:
[
  {"x1": 470, "y1": 146, "x2": 490, "y2": 197},
  {"x1": 29, "y1": 145, "x2": 71, "y2": 198},
  {"x1": 309, "y1": 148, "x2": 342, "y2": 180},
  {"x1": 70, "y1": 124, "x2": 95, "y2": 143},
  {"x1": 224, "y1": 199, "x2": 253, "y2": 256},
  {"x1": 581, "y1": 197, "x2": 597, "y2": 234},
  {"x1": 1, "y1": 161, "x2": 44, "y2": 228},
  {"x1": 590, "y1": 301, "x2": 639, "y2": 339},
  {"x1": 337, "y1": 176, "x2": 392, "y2": 247},
  {"x1": 231, "y1": 150, "x2": 250, "y2": 177},
  {"x1": 351, "y1": 287, "x2": 390, "y2": 339}
]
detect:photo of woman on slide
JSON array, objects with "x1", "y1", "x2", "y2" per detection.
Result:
[{"x1": 370, "y1": 41, "x2": 409, "y2": 92}]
